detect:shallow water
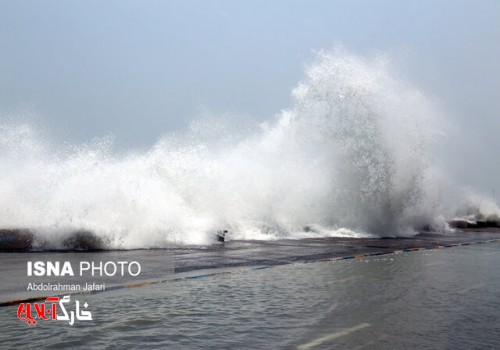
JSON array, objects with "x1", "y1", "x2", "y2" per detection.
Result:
[{"x1": 1, "y1": 242, "x2": 499, "y2": 349}]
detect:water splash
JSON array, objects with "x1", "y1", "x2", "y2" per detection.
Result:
[{"x1": 0, "y1": 49, "x2": 497, "y2": 249}]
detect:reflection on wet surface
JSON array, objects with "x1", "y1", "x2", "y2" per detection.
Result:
[{"x1": 1, "y1": 239, "x2": 499, "y2": 349}]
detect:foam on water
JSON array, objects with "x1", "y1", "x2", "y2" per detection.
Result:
[{"x1": 0, "y1": 49, "x2": 498, "y2": 248}]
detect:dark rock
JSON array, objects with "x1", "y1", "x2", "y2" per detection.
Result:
[
  {"x1": 448, "y1": 219, "x2": 470, "y2": 229},
  {"x1": 449, "y1": 219, "x2": 499, "y2": 229},
  {"x1": 0, "y1": 229, "x2": 34, "y2": 251},
  {"x1": 62, "y1": 230, "x2": 106, "y2": 250}
]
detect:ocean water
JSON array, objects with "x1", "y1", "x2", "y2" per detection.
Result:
[
  {"x1": 1, "y1": 47, "x2": 499, "y2": 348},
  {"x1": 1, "y1": 242, "x2": 498, "y2": 349},
  {"x1": 1, "y1": 49, "x2": 499, "y2": 249}
]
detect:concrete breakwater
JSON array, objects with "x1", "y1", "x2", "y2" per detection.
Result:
[{"x1": 0, "y1": 222, "x2": 499, "y2": 252}]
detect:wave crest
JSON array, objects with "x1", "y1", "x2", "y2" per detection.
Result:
[{"x1": 0, "y1": 49, "x2": 497, "y2": 249}]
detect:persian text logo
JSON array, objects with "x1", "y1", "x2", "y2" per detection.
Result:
[{"x1": 17, "y1": 295, "x2": 92, "y2": 326}]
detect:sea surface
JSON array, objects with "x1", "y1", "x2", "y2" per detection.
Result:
[{"x1": 0, "y1": 240, "x2": 499, "y2": 349}]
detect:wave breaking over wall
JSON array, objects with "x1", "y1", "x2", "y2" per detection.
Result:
[{"x1": 1, "y1": 49, "x2": 498, "y2": 249}]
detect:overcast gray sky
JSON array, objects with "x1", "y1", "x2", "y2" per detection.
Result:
[{"x1": 0, "y1": 0, "x2": 499, "y2": 193}]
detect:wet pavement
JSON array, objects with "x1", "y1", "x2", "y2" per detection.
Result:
[
  {"x1": 1, "y1": 228, "x2": 499, "y2": 305},
  {"x1": 171, "y1": 228, "x2": 500, "y2": 272}
]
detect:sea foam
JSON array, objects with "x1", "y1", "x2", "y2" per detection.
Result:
[{"x1": 0, "y1": 49, "x2": 498, "y2": 248}]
